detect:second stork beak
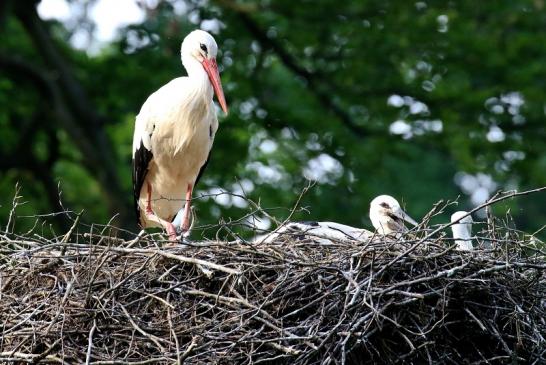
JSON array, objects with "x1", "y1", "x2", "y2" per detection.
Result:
[
  {"x1": 202, "y1": 58, "x2": 228, "y2": 114},
  {"x1": 394, "y1": 208, "x2": 418, "y2": 226}
]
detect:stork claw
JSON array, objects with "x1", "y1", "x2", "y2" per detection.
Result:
[
  {"x1": 174, "y1": 225, "x2": 190, "y2": 239},
  {"x1": 164, "y1": 234, "x2": 182, "y2": 247},
  {"x1": 164, "y1": 234, "x2": 189, "y2": 248}
]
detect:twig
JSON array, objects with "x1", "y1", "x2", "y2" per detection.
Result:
[
  {"x1": 85, "y1": 319, "x2": 97, "y2": 365},
  {"x1": 119, "y1": 304, "x2": 168, "y2": 353}
]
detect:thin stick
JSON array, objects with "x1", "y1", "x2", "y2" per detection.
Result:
[{"x1": 85, "y1": 319, "x2": 97, "y2": 365}]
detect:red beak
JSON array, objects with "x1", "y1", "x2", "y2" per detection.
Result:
[{"x1": 202, "y1": 58, "x2": 228, "y2": 115}]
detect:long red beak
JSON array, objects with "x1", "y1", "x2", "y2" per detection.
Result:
[{"x1": 202, "y1": 58, "x2": 228, "y2": 115}]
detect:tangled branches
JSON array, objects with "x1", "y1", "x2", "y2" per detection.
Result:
[{"x1": 0, "y1": 213, "x2": 545, "y2": 364}]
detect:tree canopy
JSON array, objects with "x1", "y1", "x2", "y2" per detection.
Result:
[{"x1": 0, "y1": 0, "x2": 545, "y2": 237}]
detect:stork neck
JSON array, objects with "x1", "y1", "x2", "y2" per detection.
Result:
[
  {"x1": 452, "y1": 225, "x2": 471, "y2": 240},
  {"x1": 182, "y1": 57, "x2": 214, "y2": 102}
]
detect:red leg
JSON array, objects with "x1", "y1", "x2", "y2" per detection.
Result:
[
  {"x1": 181, "y1": 183, "x2": 193, "y2": 234},
  {"x1": 146, "y1": 183, "x2": 153, "y2": 214},
  {"x1": 165, "y1": 223, "x2": 177, "y2": 242},
  {"x1": 144, "y1": 182, "x2": 178, "y2": 242}
]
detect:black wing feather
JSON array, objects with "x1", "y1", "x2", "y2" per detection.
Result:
[
  {"x1": 132, "y1": 141, "x2": 153, "y2": 226},
  {"x1": 298, "y1": 221, "x2": 320, "y2": 227}
]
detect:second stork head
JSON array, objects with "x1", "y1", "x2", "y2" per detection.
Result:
[
  {"x1": 450, "y1": 211, "x2": 473, "y2": 251},
  {"x1": 369, "y1": 195, "x2": 418, "y2": 235}
]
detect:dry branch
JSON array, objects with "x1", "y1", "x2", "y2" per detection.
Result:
[{"x1": 0, "y1": 192, "x2": 545, "y2": 364}]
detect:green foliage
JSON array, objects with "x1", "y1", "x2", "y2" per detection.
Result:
[{"x1": 0, "y1": 0, "x2": 545, "y2": 237}]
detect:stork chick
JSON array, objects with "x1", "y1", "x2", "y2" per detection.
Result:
[
  {"x1": 132, "y1": 30, "x2": 228, "y2": 241},
  {"x1": 369, "y1": 195, "x2": 418, "y2": 235},
  {"x1": 450, "y1": 211, "x2": 473, "y2": 251},
  {"x1": 256, "y1": 221, "x2": 373, "y2": 244}
]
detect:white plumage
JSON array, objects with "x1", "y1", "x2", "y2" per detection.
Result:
[
  {"x1": 255, "y1": 195, "x2": 418, "y2": 244},
  {"x1": 132, "y1": 30, "x2": 227, "y2": 241},
  {"x1": 450, "y1": 211, "x2": 473, "y2": 251},
  {"x1": 369, "y1": 195, "x2": 418, "y2": 235},
  {"x1": 256, "y1": 221, "x2": 373, "y2": 244}
]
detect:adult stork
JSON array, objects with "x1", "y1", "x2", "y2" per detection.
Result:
[
  {"x1": 132, "y1": 30, "x2": 228, "y2": 241},
  {"x1": 369, "y1": 195, "x2": 418, "y2": 235}
]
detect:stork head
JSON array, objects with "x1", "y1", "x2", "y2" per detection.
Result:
[
  {"x1": 450, "y1": 211, "x2": 473, "y2": 240},
  {"x1": 369, "y1": 195, "x2": 418, "y2": 234},
  {"x1": 181, "y1": 30, "x2": 228, "y2": 114}
]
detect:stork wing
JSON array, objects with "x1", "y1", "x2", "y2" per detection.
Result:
[
  {"x1": 194, "y1": 153, "x2": 210, "y2": 188},
  {"x1": 132, "y1": 109, "x2": 155, "y2": 226},
  {"x1": 321, "y1": 221, "x2": 372, "y2": 240},
  {"x1": 285, "y1": 221, "x2": 371, "y2": 242},
  {"x1": 193, "y1": 115, "x2": 218, "y2": 189}
]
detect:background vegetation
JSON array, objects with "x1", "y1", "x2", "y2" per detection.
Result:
[{"x1": 0, "y1": 0, "x2": 545, "y2": 237}]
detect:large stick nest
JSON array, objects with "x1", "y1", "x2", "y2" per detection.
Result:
[{"x1": 0, "y1": 216, "x2": 545, "y2": 364}]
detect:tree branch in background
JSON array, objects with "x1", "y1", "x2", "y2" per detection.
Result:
[
  {"x1": 3, "y1": 2, "x2": 134, "y2": 230},
  {"x1": 0, "y1": 0, "x2": 14, "y2": 30},
  {"x1": 216, "y1": 1, "x2": 371, "y2": 138},
  {"x1": 0, "y1": 52, "x2": 133, "y2": 230},
  {"x1": 0, "y1": 147, "x2": 70, "y2": 230}
]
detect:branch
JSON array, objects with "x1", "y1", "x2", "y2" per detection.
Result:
[
  {"x1": 13, "y1": 1, "x2": 105, "y2": 130},
  {"x1": 220, "y1": 3, "x2": 371, "y2": 138},
  {"x1": 371, "y1": 186, "x2": 546, "y2": 281},
  {"x1": 10, "y1": 3, "x2": 133, "y2": 229}
]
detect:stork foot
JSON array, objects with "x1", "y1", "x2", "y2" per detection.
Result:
[
  {"x1": 164, "y1": 233, "x2": 190, "y2": 248},
  {"x1": 165, "y1": 222, "x2": 178, "y2": 242},
  {"x1": 172, "y1": 214, "x2": 192, "y2": 239}
]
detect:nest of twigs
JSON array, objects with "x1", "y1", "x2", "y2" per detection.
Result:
[{"x1": 0, "y1": 215, "x2": 545, "y2": 364}]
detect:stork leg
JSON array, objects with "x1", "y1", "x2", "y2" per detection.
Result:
[
  {"x1": 144, "y1": 183, "x2": 177, "y2": 241},
  {"x1": 180, "y1": 183, "x2": 193, "y2": 237}
]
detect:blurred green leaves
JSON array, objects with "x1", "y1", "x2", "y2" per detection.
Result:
[{"x1": 0, "y1": 0, "x2": 545, "y2": 237}]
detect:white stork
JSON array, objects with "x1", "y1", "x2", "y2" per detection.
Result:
[
  {"x1": 256, "y1": 221, "x2": 373, "y2": 244},
  {"x1": 132, "y1": 30, "x2": 228, "y2": 241},
  {"x1": 369, "y1": 195, "x2": 418, "y2": 235},
  {"x1": 255, "y1": 195, "x2": 418, "y2": 244},
  {"x1": 450, "y1": 211, "x2": 473, "y2": 250}
]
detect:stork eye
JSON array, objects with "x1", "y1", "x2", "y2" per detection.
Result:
[
  {"x1": 200, "y1": 43, "x2": 208, "y2": 53},
  {"x1": 380, "y1": 202, "x2": 390, "y2": 208}
]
